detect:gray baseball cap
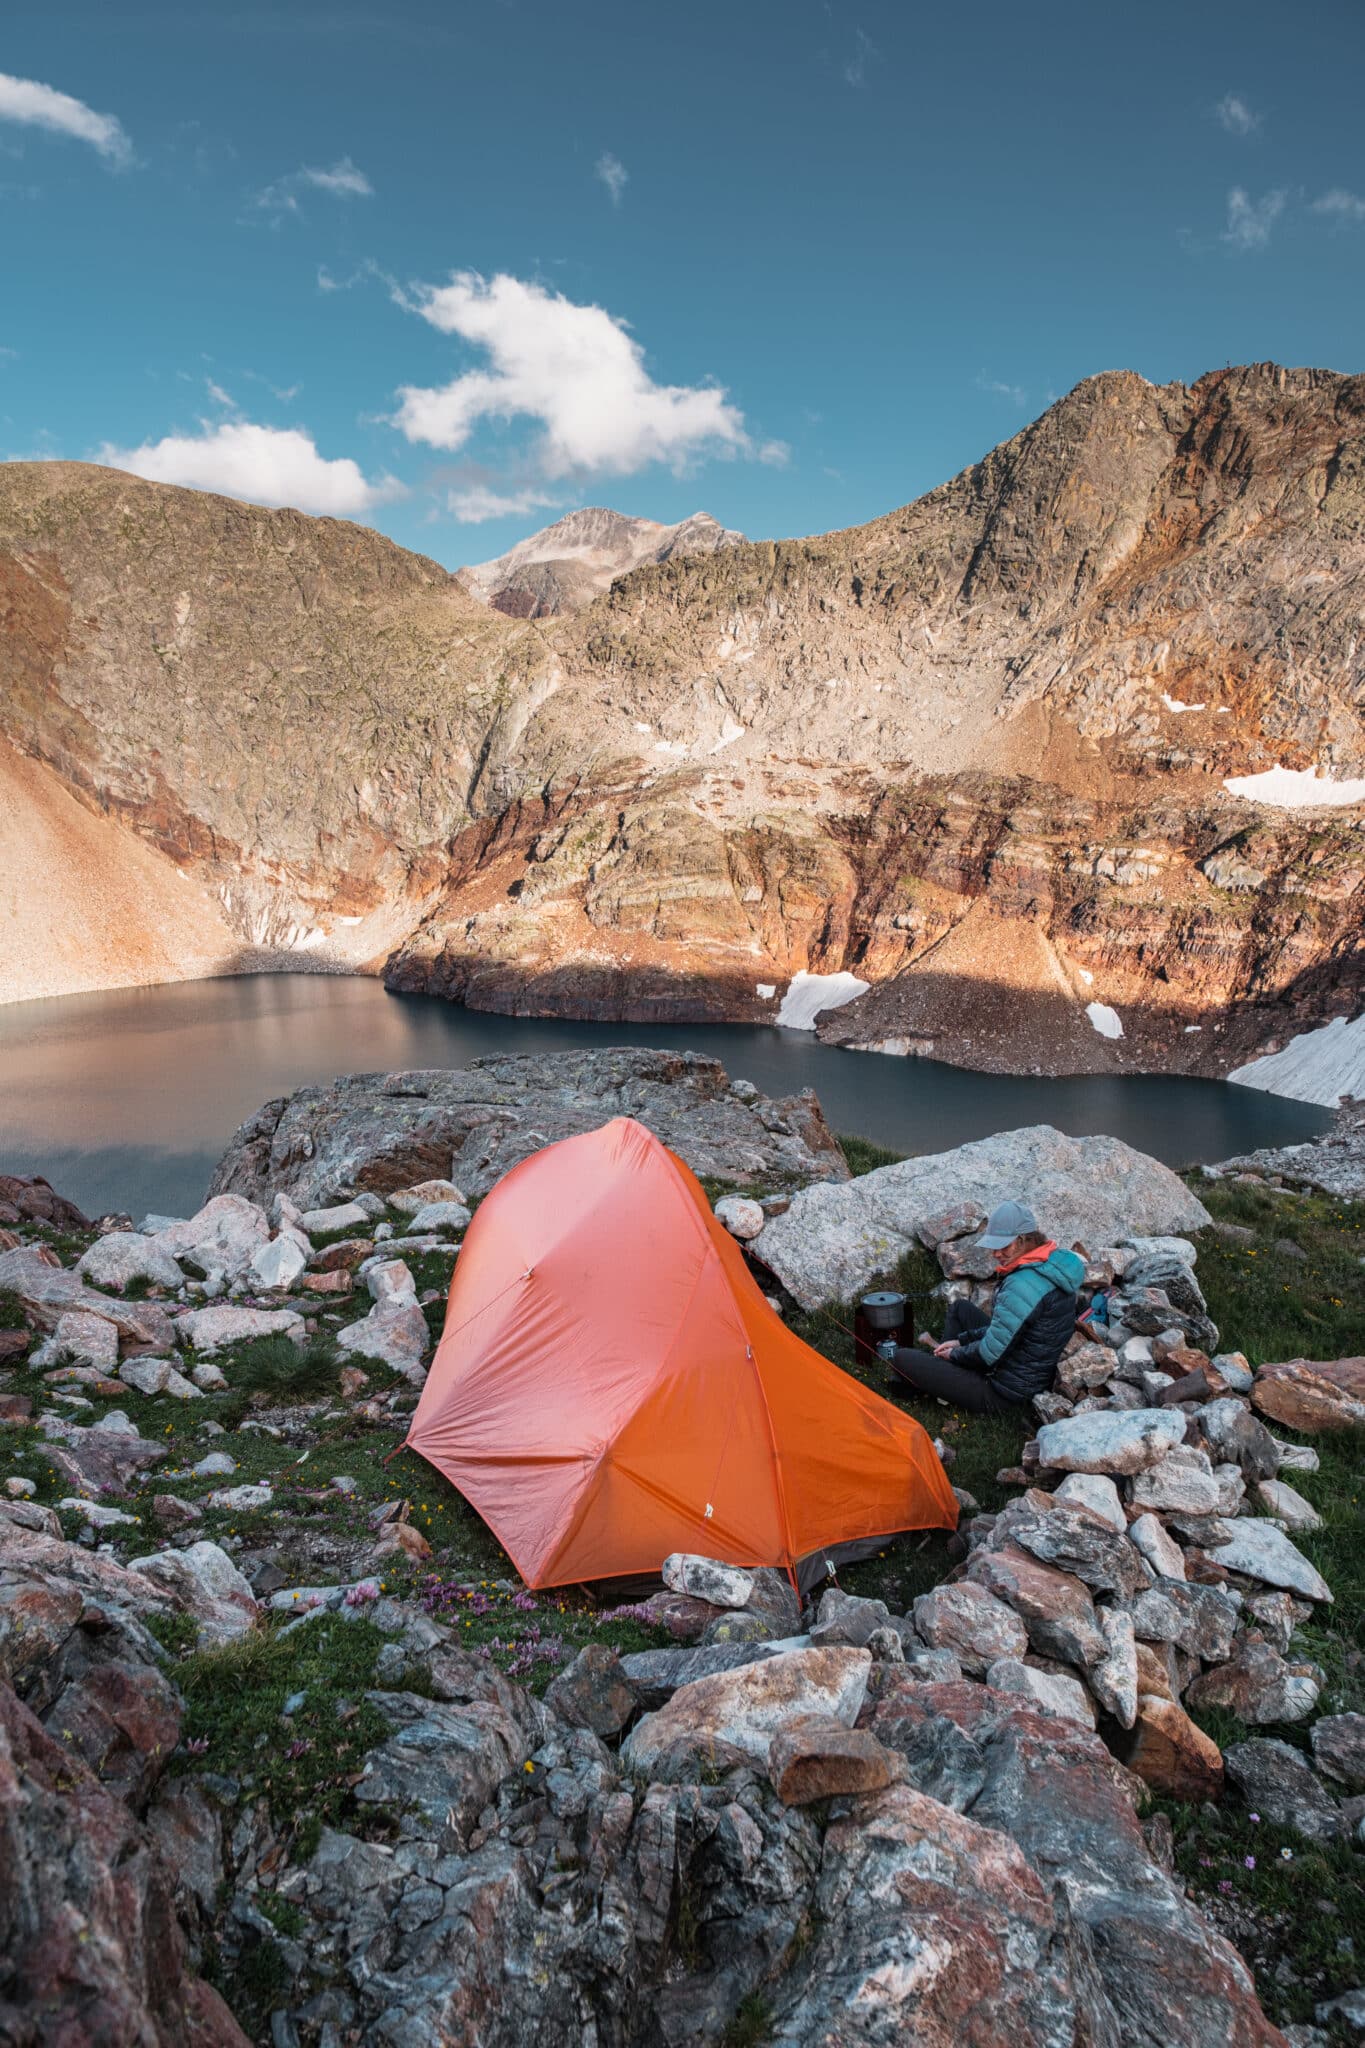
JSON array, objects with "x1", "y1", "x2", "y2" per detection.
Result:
[{"x1": 978, "y1": 1199, "x2": 1039, "y2": 1250}]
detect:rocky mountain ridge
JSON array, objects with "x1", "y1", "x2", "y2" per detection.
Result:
[
  {"x1": 459, "y1": 504, "x2": 745, "y2": 617},
  {"x1": 1, "y1": 361, "x2": 1362, "y2": 1078}
]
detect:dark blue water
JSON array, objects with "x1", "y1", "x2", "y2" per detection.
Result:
[{"x1": 0, "y1": 974, "x2": 1328, "y2": 1218}]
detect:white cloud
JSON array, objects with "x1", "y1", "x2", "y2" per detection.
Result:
[
  {"x1": 0, "y1": 71, "x2": 132, "y2": 167},
  {"x1": 595, "y1": 152, "x2": 627, "y2": 206},
  {"x1": 1223, "y1": 185, "x2": 1285, "y2": 250},
  {"x1": 96, "y1": 419, "x2": 403, "y2": 516},
  {"x1": 1313, "y1": 188, "x2": 1365, "y2": 224},
  {"x1": 205, "y1": 379, "x2": 235, "y2": 408},
  {"x1": 844, "y1": 27, "x2": 877, "y2": 86},
  {"x1": 976, "y1": 372, "x2": 1027, "y2": 405},
  {"x1": 255, "y1": 157, "x2": 373, "y2": 219},
  {"x1": 392, "y1": 271, "x2": 750, "y2": 478},
  {"x1": 1216, "y1": 93, "x2": 1260, "y2": 136},
  {"x1": 757, "y1": 439, "x2": 791, "y2": 467},
  {"x1": 446, "y1": 483, "x2": 560, "y2": 523},
  {"x1": 299, "y1": 156, "x2": 372, "y2": 197}
]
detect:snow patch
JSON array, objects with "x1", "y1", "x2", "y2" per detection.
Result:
[
  {"x1": 1230, "y1": 1012, "x2": 1365, "y2": 1108},
  {"x1": 777, "y1": 970, "x2": 870, "y2": 1031},
  {"x1": 633, "y1": 721, "x2": 652, "y2": 735},
  {"x1": 1086, "y1": 1002, "x2": 1124, "y2": 1041},
  {"x1": 1223, "y1": 765, "x2": 1365, "y2": 809},
  {"x1": 756, "y1": 983, "x2": 776, "y2": 1000},
  {"x1": 653, "y1": 740, "x2": 687, "y2": 756},
  {"x1": 1078, "y1": 968, "x2": 1094, "y2": 986},
  {"x1": 1162, "y1": 694, "x2": 1207, "y2": 713},
  {"x1": 337, "y1": 915, "x2": 363, "y2": 926}
]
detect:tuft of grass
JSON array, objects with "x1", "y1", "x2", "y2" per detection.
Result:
[
  {"x1": 0, "y1": 1288, "x2": 27, "y2": 1330},
  {"x1": 838, "y1": 1132, "x2": 906, "y2": 1177},
  {"x1": 723, "y1": 1993, "x2": 774, "y2": 2047},
  {"x1": 214, "y1": 1333, "x2": 345, "y2": 1402}
]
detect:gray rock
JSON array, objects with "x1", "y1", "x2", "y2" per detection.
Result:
[
  {"x1": 353, "y1": 1686, "x2": 542, "y2": 1849},
  {"x1": 299, "y1": 1201, "x2": 373, "y2": 1237},
  {"x1": 1035, "y1": 1406, "x2": 1186, "y2": 1476},
  {"x1": 36, "y1": 1311, "x2": 119, "y2": 1374},
  {"x1": 127, "y1": 1539, "x2": 259, "y2": 1644},
  {"x1": 149, "y1": 1194, "x2": 270, "y2": 1283},
  {"x1": 1126, "y1": 1579, "x2": 1241, "y2": 1661},
  {"x1": 1312, "y1": 1714, "x2": 1365, "y2": 1793},
  {"x1": 1128, "y1": 1513, "x2": 1186, "y2": 1581},
  {"x1": 209, "y1": 1049, "x2": 850, "y2": 1211},
  {"x1": 757, "y1": 1123, "x2": 1209, "y2": 1311},
  {"x1": 1224, "y1": 1738, "x2": 1345, "y2": 1842},
  {"x1": 542, "y1": 1645, "x2": 638, "y2": 1738},
  {"x1": 336, "y1": 1301, "x2": 429, "y2": 1383},
  {"x1": 984, "y1": 1656, "x2": 1095, "y2": 1726},
  {"x1": 1088, "y1": 1608, "x2": 1139, "y2": 1729},
  {"x1": 0, "y1": 1246, "x2": 177, "y2": 1352},
  {"x1": 178, "y1": 1304, "x2": 306, "y2": 1353},
  {"x1": 1197, "y1": 1397, "x2": 1280, "y2": 1480},
  {"x1": 1052, "y1": 1472, "x2": 1125, "y2": 1531},
  {"x1": 617, "y1": 1639, "x2": 804, "y2": 1709},
  {"x1": 1254, "y1": 1478, "x2": 1324, "y2": 1532},
  {"x1": 248, "y1": 1233, "x2": 309, "y2": 1291},
  {"x1": 1214, "y1": 1517, "x2": 1334, "y2": 1603},
  {"x1": 363, "y1": 1258, "x2": 418, "y2": 1304},
  {"x1": 1185, "y1": 1641, "x2": 1321, "y2": 1725},
  {"x1": 809, "y1": 1586, "x2": 892, "y2": 1648},
  {"x1": 661, "y1": 1554, "x2": 755, "y2": 1609},
  {"x1": 1129, "y1": 1445, "x2": 1221, "y2": 1516},
  {"x1": 406, "y1": 1201, "x2": 473, "y2": 1236},
  {"x1": 713, "y1": 1195, "x2": 765, "y2": 1240},
  {"x1": 76, "y1": 1233, "x2": 186, "y2": 1291},
  {"x1": 119, "y1": 1358, "x2": 202, "y2": 1400},
  {"x1": 912, "y1": 1583, "x2": 1028, "y2": 1676}
]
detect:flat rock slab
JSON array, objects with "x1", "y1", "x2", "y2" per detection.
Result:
[
  {"x1": 1035, "y1": 1407, "x2": 1186, "y2": 1476},
  {"x1": 1214, "y1": 1516, "x2": 1333, "y2": 1602},
  {"x1": 621, "y1": 1646, "x2": 870, "y2": 1779},
  {"x1": 757, "y1": 1124, "x2": 1209, "y2": 1311},
  {"x1": 0, "y1": 1247, "x2": 176, "y2": 1352},
  {"x1": 208, "y1": 1048, "x2": 851, "y2": 1210},
  {"x1": 618, "y1": 1639, "x2": 809, "y2": 1709},
  {"x1": 177, "y1": 1305, "x2": 306, "y2": 1354},
  {"x1": 1252, "y1": 1356, "x2": 1365, "y2": 1432}
]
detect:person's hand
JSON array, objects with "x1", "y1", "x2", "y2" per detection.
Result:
[{"x1": 932, "y1": 1341, "x2": 957, "y2": 1360}]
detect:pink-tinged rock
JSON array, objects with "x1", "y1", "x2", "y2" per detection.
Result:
[
  {"x1": 1252, "y1": 1356, "x2": 1365, "y2": 1433},
  {"x1": 1129, "y1": 1512, "x2": 1187, "y2": 1581},
  {"x1": 967, "y1": 1545, "x2": 1106, "y2": 1669},
  {"x1": 913, "y1": 1581, "x2": 1028, "y2": 1676},
  {"x1": 767, "y1": 1712, "x2": 899, "y2": 1804},
  {"x1": 620, "y1": 1646, "x2": 871, "y2": 1779},
  {"x1": 1124, "y1": 1694, "x2": 1224, "y2": 1800},
  {"x1": 1185, "y1": 1641, "x2": 1321, "y2": 1725},
  {"x1": 0, "y1": 1685, "x2": 249, "y2": 2047},
  {"x1": 0, "y1": 1246, "x2": 176, "y2": 1352}
]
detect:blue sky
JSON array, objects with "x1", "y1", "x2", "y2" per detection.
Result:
[{"x1": 2, "y1": 0, "x2": 1363, "y2": 567}]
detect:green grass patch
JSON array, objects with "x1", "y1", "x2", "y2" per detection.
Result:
[
  {"x1": 214, "y1": 1332, "x2": 346, "y2": 1402},
  {"x1": 173, "y1": 1615, "x2": 389, "y2": 1844},
  {"x1": 1161, "y1": 1797, "x2": 1365, "y2": 2027},
  {"x1": 144, "y1": 1608, "x2": 200, "y2": 1657},
  {"x1": 1190, "y1": 1177, "x2": 1365, "y2": 1368}
]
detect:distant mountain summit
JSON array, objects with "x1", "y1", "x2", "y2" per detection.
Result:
[{"x1": 460, "y1": 505, "x2": 745, "y2": 616}]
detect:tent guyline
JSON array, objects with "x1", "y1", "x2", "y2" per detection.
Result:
[{"x1": 404, "y1": 1116, "x2": 958, "y2": 1592}]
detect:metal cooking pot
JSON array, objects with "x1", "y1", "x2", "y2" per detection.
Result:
[{"x1": 860, "y1": 1290, "x2": 906, "y2": 1332}]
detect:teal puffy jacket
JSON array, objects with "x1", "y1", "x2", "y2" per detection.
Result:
[{"x1": 950, "y1": 1246, "x2": 1086, "y2": 1403}]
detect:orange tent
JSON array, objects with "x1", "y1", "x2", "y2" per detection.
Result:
[{"x1": 405, "y1": 1117, "x2": 957, "y2": 1590}]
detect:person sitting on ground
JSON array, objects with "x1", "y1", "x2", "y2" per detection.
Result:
[{"x1": 888, "y1": 1199, "x2": 1084, "y2": 1415}]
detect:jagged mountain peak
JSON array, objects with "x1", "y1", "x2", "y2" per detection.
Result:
[{"x1": 461, "y1": 504, "x2": 745, "y2": 617}]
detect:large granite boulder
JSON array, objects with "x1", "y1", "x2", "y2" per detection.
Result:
[
  {"x1": 208, "y1": 1048, "x2": 850, "y2": 1209},
  {"x1": 757, "y1": 1125, "x2": 1210, "y2": 1310},
  {"x1": 1251, "y1": 1356, "x2": 1365, "y2": 1432}
]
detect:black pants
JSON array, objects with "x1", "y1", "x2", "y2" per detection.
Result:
[{"x1": 889, "y1": 1298, "x2": 1020, "y2": 1415}]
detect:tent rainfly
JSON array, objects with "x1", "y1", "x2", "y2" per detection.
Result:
[{"x1": 404, "y1": 1117, "x2": 958, "y2": 1590}]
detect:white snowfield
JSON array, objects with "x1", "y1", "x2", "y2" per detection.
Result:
[
  {"x1": 777, "y1": 970, "x2": 870, "y2": 1031},
  {"x1": 1230, "y1": 1013, "x2": 1365, "y2": 1109},
  {"x1": 1162, "y1": 694, "x2": 1206, "y2": 713},
  {"x1": 1086, "y1": 1002, "x2": 1124, "y2": 1041},
  {"x1": 1223, "y1": 765, "x2": 1365, "y2": 809}
]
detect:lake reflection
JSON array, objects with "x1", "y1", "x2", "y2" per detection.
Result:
[{"x1": 0, "y1": 974, "x2": 1329, "y2": 1217}]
